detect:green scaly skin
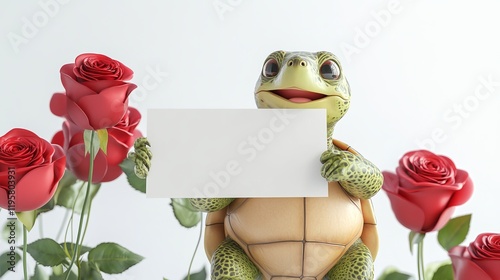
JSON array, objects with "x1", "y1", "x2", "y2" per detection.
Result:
[
  {"x1": 320, "y1": 149, "x2": 383, "y2": 200},
  {"x1": 326, "y1": 239, "x2": 374, "y2": 280},
  {"x1": 192, "y1": 51, "x2": 382, "y2": 280},
  {"x1": 190, "y1": 198, "x2": 234, "y2": 212},
  {"x1": 211, "y1": 238, "x2": 261, "y2": 280}
]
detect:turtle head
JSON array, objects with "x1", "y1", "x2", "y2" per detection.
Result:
[{"x1": 255, "y1": 51, "x2": 351, "y2": 133}]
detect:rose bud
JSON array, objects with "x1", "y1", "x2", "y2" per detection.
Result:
[
  {"x1": 0, "y1": 128, "x2": 66, "y2": 211},
  {"x1": 382, "y1": 150, "x2": 473, "y2": 233},
  {"x1": 449, "y1": 233, "x2": 500, "y2": 280},
  {"x1": 50, "y1": 53, "x2": 137, "y2": 130}
]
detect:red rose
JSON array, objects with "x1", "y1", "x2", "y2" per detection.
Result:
[
  {"x1": 49, "y1": 53, "x2": 137, "y2": 130},
  {"x1": 0, "y1": 129, "x2": 66, "y2": 211},
  {"x1": 382, "y1": 150, "x2": 473, "y2": 232},
  {"x1": 449, "y1": 233, "x2": 500, "y2": 280},
  {"x1": 52, "y1": 108, "x2": 141, "y2": 183}
]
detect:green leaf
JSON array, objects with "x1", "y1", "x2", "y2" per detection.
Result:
[
  {"x1": 51, "y1": 264, "x2": 64, "y2": 276},
  {"x1": 17, "y1": 210, "x2": 37, "y2": 231},
  {"x1": 26, "y1": 238, "x2": 67, "y2": 267},
  {"x1": 409, "y1": 231, "x2": 425, "y2": 255},
  {"x1": 83, "y1": 130, "x2": 100, "y2": 160},
  {"x1": 119, "y1": 157, "x2": 146, "y2": 193},
  {"x1": 37, "y1": 195, "x2": 56, "y2": 215},
  {"x1": 88, "y1": 243, "x2": 144, "y2": 274},
  {"x1": 183, "y1": 266, "x2": 207, "y2": 280},
  {"x1": 80, "y1": 261, "x2": 104, "y2": 280},
  {"x1": 438, "y1": 214, "x2": 472, "y2": 251},
  {"x1": 424, "y1": 260, "x2": 451, "y2": 280},
  {"x1": 30, "y1": 265, "x2": 49, "y2": 280},
  {"x1": 52, "y1": 170, "x2": 78, "y2": 203},
  {"x1": 48, "y1": 270, "x2": 77, "y2": 280},
  {"x1": 96, "y1": 129, "x2": 108, "y2": 155},
  {"x1": 170, "y1": 198, "x2": 202, "y2": 228},
  {"x1": 59, "y1": 242, "x2": 92, "y2": 258},
  {"x1": 2, "y1": 219, "x2": 21, "y2": 243},
  {"x1": 377, "y1": 267, "x2": 413, "y2": 280},
  {"x1": 56, "y1": 181, "x2": 101, "y2": 214},
  {"x1": 0, "y1": 250, "x2": 20, "y2": 277},
  {"x1": 431, "y1": 264, "x2": 453, "y2": 280}
]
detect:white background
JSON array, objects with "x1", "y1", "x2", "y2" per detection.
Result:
[{"x1": 1, "y1": 0, "x2": 500, "y2": 279}]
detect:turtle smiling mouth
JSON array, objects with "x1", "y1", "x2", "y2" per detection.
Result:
[{"x1": 271, "y1": 89, "x2": 326, "y2": 103}]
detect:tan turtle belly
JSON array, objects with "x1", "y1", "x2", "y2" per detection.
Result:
[{"x1": 225, "y1": 182, "x2": 363, "y2": 280}]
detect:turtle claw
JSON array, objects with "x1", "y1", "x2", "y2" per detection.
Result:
[{"x1": 320, "y1": 149, "x2": 351, "y2": 182}]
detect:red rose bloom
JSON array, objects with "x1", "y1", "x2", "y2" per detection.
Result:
[
  {"x1": 382, "y1": 150, "x2": 473, "y2": 232},
  {"x1": 0, "y1": 129, "x2": 66, "y2": 211},
  {"x1": 50, "y1": 53, "x2": 137, "y2": 130},
  {"x1": 52, "y1": 108, "x2": 141, "y2": 183},
  {"x1": 449, "y1": 233, "x2": 500, "y2": 280}
]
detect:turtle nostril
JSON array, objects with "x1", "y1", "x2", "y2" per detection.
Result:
[{"x1": 287, "y1": 59, "x2": 307, "y2": 67}]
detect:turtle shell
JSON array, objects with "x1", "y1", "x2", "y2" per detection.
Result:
[{"x1": 225, "y1": 181, "x2": 363, "y2": 280}]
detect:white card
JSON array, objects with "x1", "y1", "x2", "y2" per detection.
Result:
[{"x1": 146, "y1": 109, "x2": 328, "y2": 198}]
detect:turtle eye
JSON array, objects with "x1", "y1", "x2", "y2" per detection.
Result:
[
  {"x1": 262, "y1": 58, "x2": 279, "y2": 78},
  {"x1": 320, "y1": 60, "x2": 340, "y2": 80}
]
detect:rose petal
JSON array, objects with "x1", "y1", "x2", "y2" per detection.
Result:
[
  {"x1": 384, "y1": 190, "x2": 426, "y2": 232},
  {"x1": 381, "y1": 171, "x2": 399, "y2": 193},
  {"x1": 2, "y1": 128, "x2": 40, "y2": 139},
  {"x1": 60, "y1": 64, "x2": 98, "y2": 101},
  {"x1": 49, "y1": 93, "x2": 68, "y2": 117},
  {"x1": 400, "y1": 150, "x2": 457, "y2": 185},
  {"x1": 105, "y1": 132, "x2": 131, "y2": 165},
  {"x1": 66, "y1": 99, "x2": 93, "y2": 130},
  {"x1": 66, "y1": 144, "x2": 108, "y2": 183},
  {"x1": 426, "y1": 206, "x2": 456, "y2": 232},
  {"x1": 9, "y1": 164, "x2": 55, "y2": 211},
  {"x1": 52, "y1": 131, "x2": 64, "y2": 147},
  {"x1": 74, "y1": 53, "x2": 134, "y2": 82},
  {"x1": 77, "y1": 84, "x2": 136, "y2": 129},
  {"x1": 473, "y1": 259, "x2": 500, "y2": 278},
  {"x1": 396, "y1": 166, "x2": 461, "y2": 192},
  {"x1": 448, "y1": 170, "x2": 474, "y2": 207},
  {"x1": 81, "y1": 80, "x2": 126, "y2": 93},
  {"x1": 133, "y1": 129, "x2": 142, "y2": 139},
  {"x1": 100, "y1": 164, "x2": 123, "y2": 182},
  {"x1": 126, "y1": 107, "x2": 142, "y2": 132},
  {"x1": 397, "y1": 186, "x2": 456, "y2": 231},
  {"x1": 449, "y1": 246, "x2": 493, "y2": 280},
  {"x1": 52, "y1": 144, "x2": 66, "y2": 184}
]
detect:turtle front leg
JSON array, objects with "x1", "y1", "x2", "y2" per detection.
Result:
[
  {"x1": 190, "y1": 198, "x2": 235, "y2": 212},
  {"x1": 325, "y1": 239, "x2": 374, "y2": 280},
  {"x1": 320, "y1": 148, "x2": 383, "y2": 199},
  {"x1": 211, "y1": 238, "x2": 261, "y2": 280}
]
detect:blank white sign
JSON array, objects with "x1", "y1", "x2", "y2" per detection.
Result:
[{"x1": 146, "y1": 109, "x2": 328, "y2": 198}]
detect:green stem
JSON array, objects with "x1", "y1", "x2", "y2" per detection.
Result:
[
  {"x1": 65, "y1": 131, "x2": 96, "y2": 280},
  {"x1": 187, "y1": 213, "x2": 203, "y2": 280},
  {"x1": 80, "y1": 196, "x2": 93, "y2": 249},
  {"x1": 23, "y1": 225, "x2": 28, "y2": 280},
  {"x1": 417, "y1": 236, "x2": 425, "y2": 280}
]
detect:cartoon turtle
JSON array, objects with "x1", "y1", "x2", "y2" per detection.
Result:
[{"x1": 190, "y1": 51, "x2": 383, "y2": 279}]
